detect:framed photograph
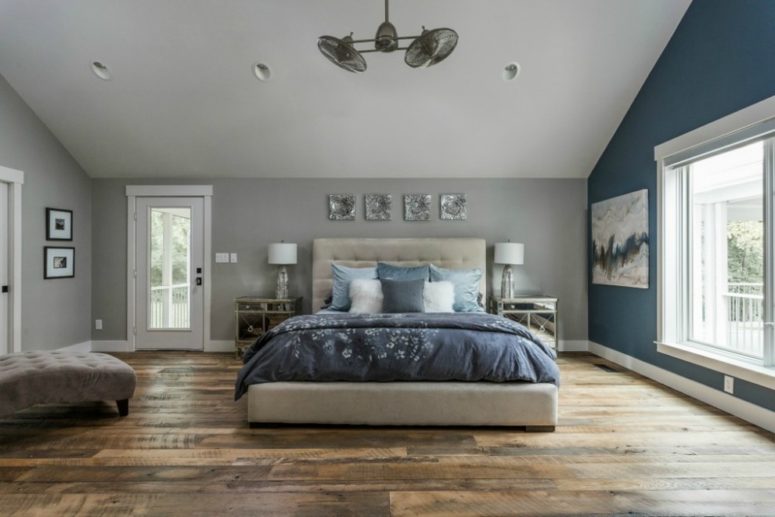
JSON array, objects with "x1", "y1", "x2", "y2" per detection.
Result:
[
  {"x1": 440, "y1": 193, "x2": 467, "y2": 221},
  {"x1": 365, "y1": 194, "x2": 392, "y2": 221},
  {"x1": 328, "y1": 194, "x2": 356, "y2": 221},
  {"x1": 44, "y1": 246, "x2": 75, "y2": 279},
  {"x1": 404, "y1": 194, "x2": 432, "y2": 221},
  {"x1": 46, "y1": 208, "x2": 73, "y2": 241}
]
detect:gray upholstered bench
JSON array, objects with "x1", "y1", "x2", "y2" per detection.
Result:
[{"x1": 0, "y1": 351, "x2": 136, "y2": 418}]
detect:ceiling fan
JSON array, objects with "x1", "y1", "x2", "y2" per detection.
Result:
[{"x1": 318, "y1": 0, "x2": 458, "y2": 73}]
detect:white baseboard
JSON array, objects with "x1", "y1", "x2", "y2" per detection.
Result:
[
  {"x1": 205, "y1": 340, "x2": 235, "y2": 353},
  {"x1": 59, "y1": 341, "x2": 92, "y2": 353},
  {"x1": 588, "y1": 341, "x2": 774, "y2": 433},
  {"x1": 91, "y1": 340, "x2": 132, "y2": 352},
  {"x1": 558, "y1": 340, "x2": 589, "y2": 352}
]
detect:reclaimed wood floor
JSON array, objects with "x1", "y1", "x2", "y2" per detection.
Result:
[{"x1": 0, "y1": 352, "x2": 773, "y2": 516}]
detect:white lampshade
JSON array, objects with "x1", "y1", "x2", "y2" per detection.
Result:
[
  {"x1": 494, "y1": 242, "x2": 524, "y2": 265},
  {"x1": 268, "y1": 242, "x2": 297, "y2": 265}
]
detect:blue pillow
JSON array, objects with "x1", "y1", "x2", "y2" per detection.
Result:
[
  {"x1": 380, "y1": 278, "x2": 426, "y2": 313},
  {"x1": 377, "y1": 262, "x2": 430, "y2": 282},
  {"x1": 330, "y1": 264, "x2": 377, "y2": 311},
  {"x1": 429, "y1": 264, "x2": 483, "y2": 312}
]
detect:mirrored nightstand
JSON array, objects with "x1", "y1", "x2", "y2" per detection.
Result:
[
  {"x1": 234, "y1": 297, "x2": 302, "y2": 358},
  {"x1": 490, "y1": 296, "x2": 558, "y2": 349}
]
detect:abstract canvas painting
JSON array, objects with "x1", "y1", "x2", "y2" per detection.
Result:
[
  {"x1": 591, "y1": 189, "x2": 649, "y2": 288},
  {"x1": 328, "y1": 194, "x2": 356, "y2": 221},
  {"x1": 404, "y1": 194, "x2": 431, "y2": 221},
  {"x1": 365, "y1": 194, "x2": 392, "y2": 221},
  {"x1": 440, "y1": 193, "x2": 467, "y2": 221}
]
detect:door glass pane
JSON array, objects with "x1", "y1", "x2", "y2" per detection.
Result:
[
  {"x1": 149, "y1": 207, "x2": 191, "y2": 329},
  {"x1": 689, "y1": 141, "x2": 764, "y2": 358}
]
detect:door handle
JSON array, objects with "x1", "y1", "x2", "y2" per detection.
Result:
[{"x1": 196, "y1": 277, "x2": 202, "y2": 286}]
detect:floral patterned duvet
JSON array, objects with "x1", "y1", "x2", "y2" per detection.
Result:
[{"x1": 234, "y1": 312, "x2": 559, "y2": 400}]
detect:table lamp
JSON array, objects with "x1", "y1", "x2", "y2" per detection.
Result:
[
  {"x1": 268, "y1": 242, "x2": 297, "y2": 299},
  {"x1": 494, "y1": 242, "x2": 524, "y2": 299}
]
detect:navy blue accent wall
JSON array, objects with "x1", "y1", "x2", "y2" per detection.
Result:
[{"x1": 587, "y1": 0, "x2": 775, "y2": 411}]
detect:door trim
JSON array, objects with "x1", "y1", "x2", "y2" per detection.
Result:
[
  {"x1": 0, "y1": 166, "x2": 23, "y2": 354},
  {"x1": 127, "y1": 185, "x2": 213, "y2": 197},
  {"x1": 126, "y1": 186, "x2": 212, "y2": 351}
]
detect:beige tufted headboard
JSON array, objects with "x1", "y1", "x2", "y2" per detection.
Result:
[{"x1": 312, "y1": 238, "x2": 487, "y2": 311}]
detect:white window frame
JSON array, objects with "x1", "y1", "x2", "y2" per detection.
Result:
[{"x1": 656, "y1": 95, "x2": 775, "y2": 389}]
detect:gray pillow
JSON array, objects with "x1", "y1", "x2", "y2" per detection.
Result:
[
  {"x1": 330, "y1": 264, "x2": 377, "y2": 311},
  {"x1": 380, "y1": 278, "x2": 426, "y2": 313},
  {"x1": 377, "y1": 262, "x2": 430, "y2": 282},
  {"x1": 429, "y1": 264, "x2": 484, "y2": 312}
]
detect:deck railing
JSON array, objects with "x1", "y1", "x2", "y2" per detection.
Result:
[
  {"x1": 723, "y1": 282, "x2": 763, "y2": 359},
  {"x1": 150, "y1": 284, "x2": 189, "y2": 329}
]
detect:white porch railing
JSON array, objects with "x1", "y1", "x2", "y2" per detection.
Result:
[
  {"x1": 150, "y1": 284, "x2": 189, "y2": 329},
  {"x1": 723, "y1": 282, "x2": 763, "y2": 359}
]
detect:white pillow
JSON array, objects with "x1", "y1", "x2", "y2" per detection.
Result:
[
  {"x1": 423, "y1": 281, "x2": 455, "y2": 313},
  {"x1": 349, "y1": 279, "x2": 383, "y2": 314}
]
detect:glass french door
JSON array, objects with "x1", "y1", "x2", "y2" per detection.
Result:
[{"x1": 135, "y1": 197, "x2": 204, "y2": 350}]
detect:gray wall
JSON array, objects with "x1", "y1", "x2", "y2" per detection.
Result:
[
  {"x1": 92, "y1": 178, "x2": 588, "y2": 343},
  {"x1": 0, "y1": 74, "x2": 92, "y2": 351}
]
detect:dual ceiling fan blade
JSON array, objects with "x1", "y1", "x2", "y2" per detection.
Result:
[
  {"x1": 318, "y1": 36, "x2": 368, "y2": 73},
  {"x1": 318, "y1": 28, "x2": 458, "y2": 73},
  {"x1": 404, "y1": 28, "x2": 458, "y2": 68},
  {"x1": 318, "y1": 0, "x2": 457, "y2": 72}
]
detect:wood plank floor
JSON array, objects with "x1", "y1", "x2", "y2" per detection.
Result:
[{"x1": 0, "y1": 352, "x2": 773, "y2": 516}]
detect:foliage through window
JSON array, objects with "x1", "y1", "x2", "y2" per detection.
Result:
[{"x1": 149, "y1": 208, "x2": 191, "y2": 329}]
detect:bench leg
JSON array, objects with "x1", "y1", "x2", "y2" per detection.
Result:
[
  {"x1": 116, "y1": 399, "x2": 129, "y2": 417},
  {"x1": 525, "y1": 425, "x2": 555, "y2": 432}
]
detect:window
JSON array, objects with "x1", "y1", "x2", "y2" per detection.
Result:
[
  {"x1": 149, "y1": 207, "x2": 191, "y2": 329},
  {"x1": 659, "y1": 110, "x2": 775, "y2": 372},
  {"x1": 689, "y1": 141, "x2": 764, "y2": 359}
]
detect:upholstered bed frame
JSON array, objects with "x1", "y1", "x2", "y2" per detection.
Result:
[{"x1": 247, "y1": 238, "x2": 558, "y2": 429}]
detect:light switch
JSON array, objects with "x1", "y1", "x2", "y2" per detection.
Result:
[
  {"x1": 230, "y1": 253, "x2": 238, "y2": 263},
  {"x1": 215, "y1": 253, "x2": 229, "y2": 263},
  {"x1": 95, "y1": 319, "x2": 103, "y2": 330}
]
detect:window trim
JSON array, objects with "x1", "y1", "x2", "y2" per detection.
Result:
[
  {"x1": 656, "y1": 342, "x2": 775, "y2": 390},
  {"x1": 656, "y1": 95, "x2": 775, "y2": 386}
]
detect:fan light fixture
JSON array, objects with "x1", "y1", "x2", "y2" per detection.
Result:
[{"x1": 318, "y1": 0, "x2": 458, "y2": 72}]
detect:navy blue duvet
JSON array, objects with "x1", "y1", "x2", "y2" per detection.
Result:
[{"x1": 235, "y1": 312, "x2": 559, "y2": 400}]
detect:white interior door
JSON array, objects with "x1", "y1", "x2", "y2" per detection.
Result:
[
  {"x1": 135, "y1": 197, "x2": 204, "y2": 350},
  {"x1": 0, "y1": 182, "x2": 7, "y2": 355}
]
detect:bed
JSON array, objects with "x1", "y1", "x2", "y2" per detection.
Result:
[{"x1": 237, "y1": 238, "x2": 558, "y2": 430}]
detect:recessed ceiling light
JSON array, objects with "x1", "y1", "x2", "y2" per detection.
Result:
[
  {"x1": 252, "y1": 63, "x2": 272, "y2": 81},
  {"x1": 91, "y1": 61, "x2": 112, "y2": 81},
  {"x1": 502, "y1": 62, "x2": 520, "y2": 81}
]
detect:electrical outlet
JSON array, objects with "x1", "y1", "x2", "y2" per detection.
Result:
[
  {"x1": 215, "y1": 253, "x2": 229, "y2": 263},
  {"x1": 95, "y1": 319, "x2": 103, "y2": 331},
  {"x1": 724, "y1": 375, "x2": 734, "y2": 394},
  {"x1": 230, "y1": 253, "x2": 238, "y2": 263}
]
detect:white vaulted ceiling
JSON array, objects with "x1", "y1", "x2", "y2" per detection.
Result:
[{"x1": 0, "y1": 0, "x2": 690, "y2": 179}]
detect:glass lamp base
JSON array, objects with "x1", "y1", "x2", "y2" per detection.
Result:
[
  {"x1": 275, "y1": 266, "x2": 289, "y2": 299},
  {"x1": 501, "y1": 265, "x2": 514, "y2": 299}
]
